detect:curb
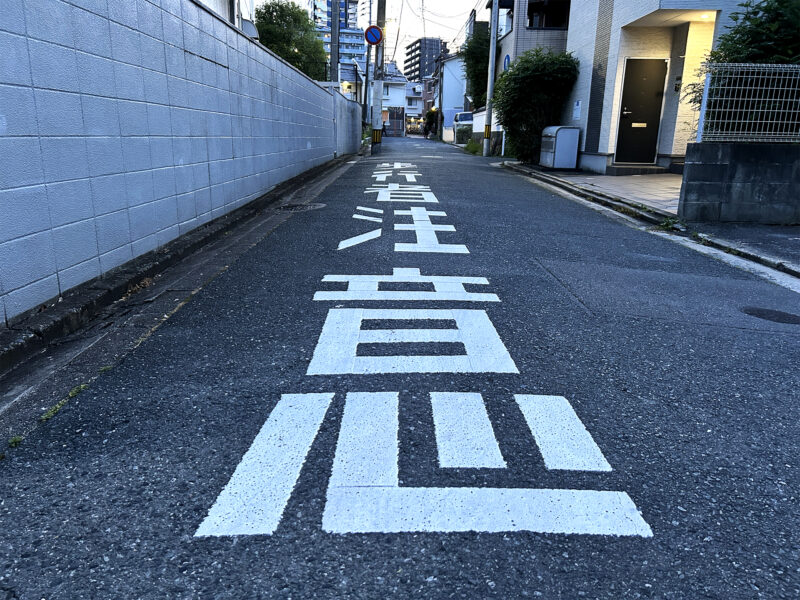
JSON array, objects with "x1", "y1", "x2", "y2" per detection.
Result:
[
  {"x1": 503, "y1": 162, "x2": 800, "y2": 280},
  {"x1": 503, "y1": 162, "x2": 669, "y2": 225},
  {"x1": 0, "y1": 156, "x2": 355, "y2": 378}
]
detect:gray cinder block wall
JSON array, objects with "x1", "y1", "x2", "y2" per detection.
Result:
[
  {"x1": 678, "y1": 143, "x2": 800, "y2": 224},
  {"x1": 0, "y1": 0, "x2": 361, "y2": 326}
]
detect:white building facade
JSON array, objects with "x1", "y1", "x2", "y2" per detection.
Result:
[
  {"x1": 434, "y1": 54, "x2": 468, "y2": 139},
  {"x1": 563, "y1": 0, "x2": 739, "y2": 173}
]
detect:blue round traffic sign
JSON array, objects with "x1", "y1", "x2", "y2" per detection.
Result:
[{"x1": 365, "y1": 25, "x2": 383, "y2": 45}]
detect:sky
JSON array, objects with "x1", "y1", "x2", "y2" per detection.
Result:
[
  {"x1": 379, "y1": 0, "x2": 492, "y2": 70},
  {"x1": 257, "y1": 1, "x2": 494, "y2": 76}
]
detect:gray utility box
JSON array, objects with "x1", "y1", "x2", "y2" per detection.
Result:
[{"x1": 539, "y1": 126, "x2": 579, "y2": 169}]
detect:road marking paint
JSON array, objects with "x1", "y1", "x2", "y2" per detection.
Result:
[
  {"x1": 338, "y1": 229, "x2": 381, "y2": 250},
  {"x1": 394, "y1": 207, "x2": 469, "y2": 254},
  {"x1": 365, "y1": 183, "x2": 439, "y2": 203},
  {"x1": 326, "y1": 392, "x2": 399, "y2": 488},
  {"x1": 195, "y1": 393, "x2": 334, "y2": 537},
  {"x1": 324, "y1": 487, "x2": 653, "y2": 535},
  {"x1": 378, "y1": 162, "x2": 417, "y2": 169},
  {"x1": 515, "y1": 395, "x2": 612, "y2": 472},
  {"x1": 430, "y1": 392, "x2": 506, "y2": 469},
  {"x1": 353, "y1": 214, "x2": 383, "y2": 223},
  {"x1": 306, "y1": 309, "x2": 518, "y2": 374},
  {"x1": 356, "y1": 206, "x2": 383, "y2": 214},
  {"x1": 322, "y1": 392, "x2": 652, "y2": 536},
  {"x1": 313, "y1": 268, "x2": 500, "y2": 302}
]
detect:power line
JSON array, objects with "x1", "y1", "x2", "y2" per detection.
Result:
[
  {"x1": 448, "y1": 0, "x2": 486, "y2": 48},
  {"x1": 391, "y1": 0, "x2": 405, "y2": 61}
]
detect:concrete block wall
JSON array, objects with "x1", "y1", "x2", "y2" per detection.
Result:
[
  {"x1": 0, "y1": 0, "x2": 360, "y2": 326},
  {"x1": 679, "y1": 143, "x2": 800, "y2": 224},
  {"x1": 334, "y1": 92, "x2": 361, "y2": 157}
]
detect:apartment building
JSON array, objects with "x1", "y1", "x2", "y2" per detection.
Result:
[
  {"x1": 404, "y1": 38, "x2": 448, "y2": 82},
  {"x1": 562, "y1": 0, "x2": 739, "y2": 172}
]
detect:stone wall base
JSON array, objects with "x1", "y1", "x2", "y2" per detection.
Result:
[{"x1": 678, "y1": 142, "x2": 800, "y2": 224}]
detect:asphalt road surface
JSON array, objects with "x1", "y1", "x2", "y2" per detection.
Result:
[{"x1": 1, "y1": 137, "x2": 798, "y2": 599}]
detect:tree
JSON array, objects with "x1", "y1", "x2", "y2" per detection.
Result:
[
  {"x1": 255, "y1": 1, "x2": 328, "y2": 81},
  {"x1": 685, "y1": 0, "x2": 800, "y2": 114},
  {"x1": 708, "y1": 0, "x2": 800, "y2": 64},
  {"x1": 493, "y1": 49, "x2": 579, "y2": 163},
  {"x1": 461, "y1": 26, "x2": 490, "y2": 109}
]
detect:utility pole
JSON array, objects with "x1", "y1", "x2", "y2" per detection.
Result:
[
  {"x1": 437, "y1": 56, "x2": 443, "y2": 140},
  {"x1": 363, "y1": 45, "x2": 371, "y2": 124},
  {"x1": 371, "y1": 0, "x2": 386, "y2": 149},
  {"x1": 482, "y1": 0, "x2": 499, "y2": 157},
  {"x1": 330, "y1": 0, "x2": 340, "y2": 83}
]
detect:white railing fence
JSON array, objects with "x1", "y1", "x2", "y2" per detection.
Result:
[{"x1": 697, "y1": 63, "x2": 800, "y2": 143}]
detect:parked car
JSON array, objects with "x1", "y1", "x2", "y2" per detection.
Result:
[{"x1": 453, "y1": 112, "x2": 473, "y2": 144}]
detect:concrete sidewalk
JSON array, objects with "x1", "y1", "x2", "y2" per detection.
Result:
[{"x1": 558, "y1": 172, "x2": 681, "y2": 216}]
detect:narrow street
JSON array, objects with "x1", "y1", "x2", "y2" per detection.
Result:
[{"x1": 1, "y1": 137, "x2": 798, "y2": 598}]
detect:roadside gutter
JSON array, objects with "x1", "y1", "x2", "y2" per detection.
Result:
[
  {"x1": 0, "y1": 155, "x2": 357, "y2": 378},
  {"x1": 503, "y1": 162, "x2": 800, "y2": 280}
]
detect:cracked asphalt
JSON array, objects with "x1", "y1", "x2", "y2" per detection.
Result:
[{"x1": 0, "y1": 137, "x2": 798, "y2": 599}]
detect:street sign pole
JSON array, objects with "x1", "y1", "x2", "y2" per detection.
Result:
[
  {"x1": 483, "y1": 0, "x2": 499, "y2": 157},
  {"x1": 366, "y1": 2, "x2": 386, "y2": 151}
]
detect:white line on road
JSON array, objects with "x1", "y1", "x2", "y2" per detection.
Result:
[
  {"x1": 515, "y1": 395, "x2": 612, "y2": 472},
  {"x1": 338, "y1": 229, "x2": 381, "y2": 250},
  {"x1": 313, "y1": 268, "x2": 500, "y2": 302},
  {"x1": 322, "y1": 392, "x2": 652, "y2": 536},
  {"x1": 195, "y1": 393, "x2": 334, "y2": 537},
  {"x1": 430, "y1": 392, "x2": 506, "y2": 469},
  {"x1": 353, "y1": 214, "x2": 383, "y2": 223},
  {"x1": 306, "y1": 309, "x2": 518, "y2": 374},
  {"x1": 525, "y1": 175, "x2": 800, "y2": 296},
  {"x1": 356, "y1": 206, "x2": 384, "y2": 214}
]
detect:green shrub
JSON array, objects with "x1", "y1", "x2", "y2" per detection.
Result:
[
  {"x1": 462, "y1": 26, "x2": 490, "y2": 109},
  {"x1": 493, "y1": 49, "x2": 579, "y2": 163},
  {"x1": 455, "y1": 125, "x2": 473, "y2": 144},
  {"x1": 464, "y1": 139, "x2": 482, "y2": 155}
]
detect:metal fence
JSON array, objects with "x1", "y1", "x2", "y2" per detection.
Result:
[{"x1": 697, "y1": 63, "x2": 800, "y2": 143}]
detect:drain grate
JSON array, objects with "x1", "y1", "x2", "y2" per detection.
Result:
[
  {"x1": 277, "y1": 203, "x2": 325, "y2": 212},
  {"x1": 742, "y1": 306, "x2": 800, "y2": 324}
]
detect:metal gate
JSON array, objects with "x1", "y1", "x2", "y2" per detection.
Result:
[{"x1": 386, "y1": 107, "x2": 405, "y2": 137}]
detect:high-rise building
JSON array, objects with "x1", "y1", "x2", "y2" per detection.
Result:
[
  {"x1": 307, "y1": 0, "x2": 359, "y2": 29},
  {"x1": 306, "y1": 1, "x2": 366, "y2": 79},
  {"x1": 357, "y1": 0, "x2": 373, "y2": 29},
  {"x1": 404, "y1": 38, "x2": 448, "y2": 82}
]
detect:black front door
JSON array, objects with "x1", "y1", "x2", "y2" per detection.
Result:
[{"x1": 615, "y1": 59, "x2": 668, "y2": 163}]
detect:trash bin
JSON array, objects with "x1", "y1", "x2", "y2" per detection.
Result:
[{"x1": 539, "y1": 126, "x2": 579, "y2": 169}]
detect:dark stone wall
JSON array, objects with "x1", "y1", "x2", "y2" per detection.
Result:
[
  {"x1": 679, "y1": 143, "x2": 800, "y2": 224},
  {"x1": 470, "y1": 132, "x2": 505, "y2": 156}
]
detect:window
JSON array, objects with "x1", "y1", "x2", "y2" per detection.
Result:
[
  {"x1": 384, "y1": 84, "x2": 390, "y2": 96},
  {"x1": 527, "y1": 0, "x2": 570, "y2": 29},
  {"x1": 407, "y1": 98, "x2": 415, "y2": 107}
]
